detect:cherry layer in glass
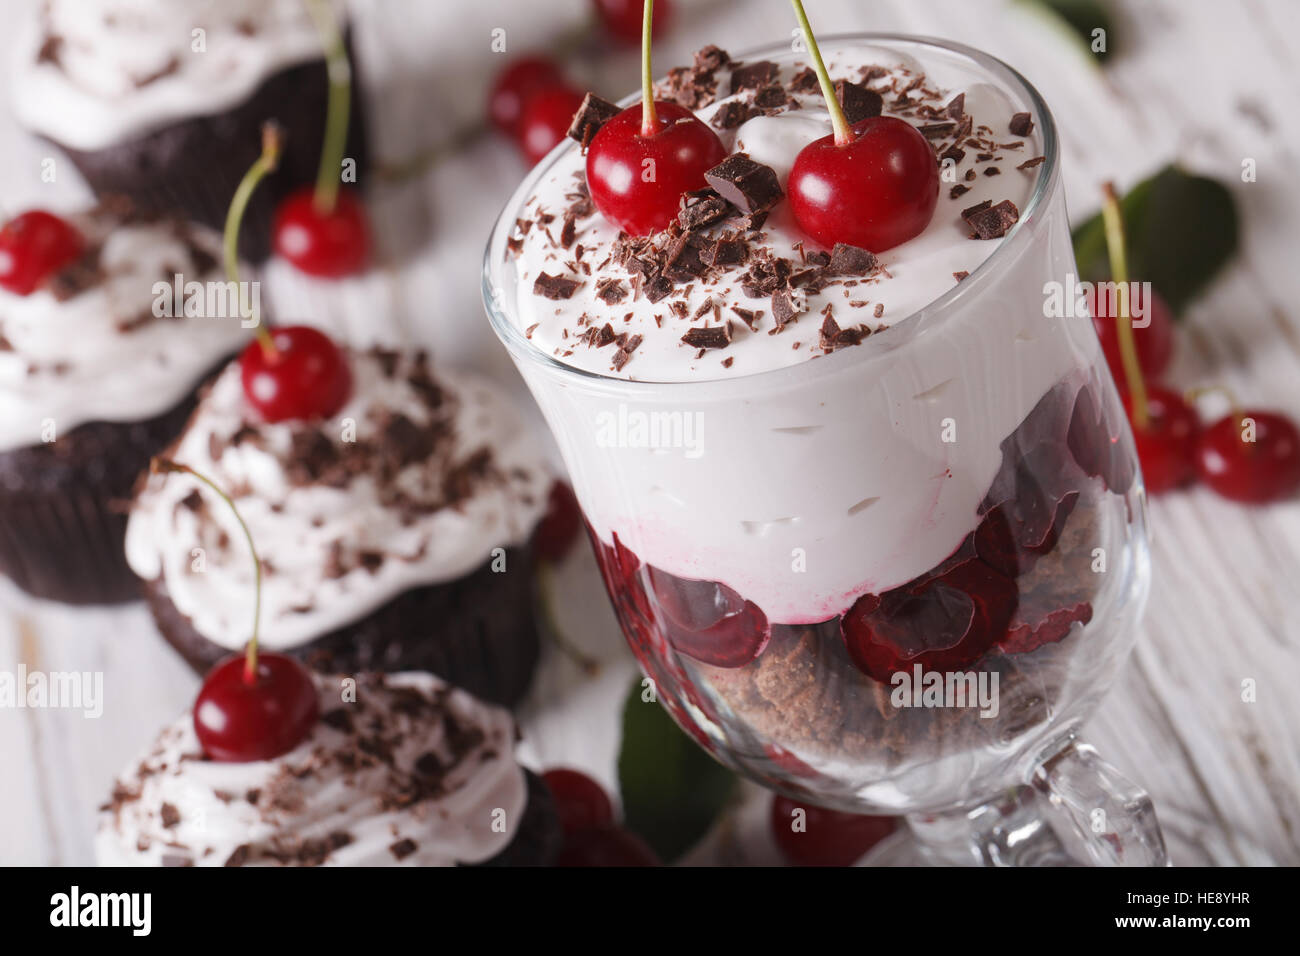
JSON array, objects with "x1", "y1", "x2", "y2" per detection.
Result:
[{"x1": 485, "y1": 35, "x2": 1162, "y2": 865}]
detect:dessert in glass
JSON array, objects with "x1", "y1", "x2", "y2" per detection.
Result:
[{"x1": 484, "y1": 33, "x2": 1163, "y2": 865}]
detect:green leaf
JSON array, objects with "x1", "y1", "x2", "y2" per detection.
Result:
[
  {"x1": 1071, "y1": 165, "x2": 1239, "y2": 315},
  {"x1": 617, "y1": 678, "x2": 737, "y2": 862},
  {"x1": 1019, "y1": 0, "x2": 1115, "y2": 61}
]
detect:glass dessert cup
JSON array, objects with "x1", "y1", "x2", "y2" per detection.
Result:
[{"x1": 485, "y1": 34, "x2": 1164, "y2": 866}]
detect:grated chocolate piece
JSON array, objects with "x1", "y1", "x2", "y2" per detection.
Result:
[
  {"x1": 963, "y1": 199, "x2": 1020, "y2": 239},
  {"x1": 566, "y1": 93, "x2": 621, "y2": 148},
  {"x1": 824, "y1": 242, "x2": 878, "y2": 276},
  {"x1": 534, "y1": 272, "x2": 581, "y2": 299},
  {"x1": 729, "y1": 60, "x2": 779, "y2": 92},
  {"x1": 681, "y1": 324, "x2": 732, "y2": 349}
]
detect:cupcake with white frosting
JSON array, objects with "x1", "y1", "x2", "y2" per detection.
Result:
[
  {"x1": 126, "y1": 346, "x2": 553, "y2": 705},
  {"x1": 96, "y1": 670, "x2": 561, "y2": 866},
  {"x1": 0, "y1": 200, "x2": 251, "y2": 604},
  {"x1": 10, "y1": 0, "x2": 368, "y2": 261}
]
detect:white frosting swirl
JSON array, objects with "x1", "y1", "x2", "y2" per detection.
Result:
[
  {"x1": 125, "y1": 349, "x2": 551, "y2": 651},
  {"x1": 95, "y1": 671, "x2": 528, "y2": 867},
  {"x1": 11, "y1": 0, "x2": 340, "y2": 150},
  {"x1": 0, "y1": 207, "x2": 252, "y2": 451}
]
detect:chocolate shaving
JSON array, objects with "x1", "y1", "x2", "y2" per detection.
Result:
[
  {"x1": 567, "y1": 93, "x2": 621, "y2": 149},
  {"x1": 824, "y1": 242, "x2": 878, "y2": 277},
  {"x1": 963, "y1": 199, "x2": 1020, "y2": 239},
  {"x1": 1009, "y1": 112, "x2": 1034, "y2": 136},
  {"x1": 681, "y1": 324, "x2": 732, "y2": 349},
  {"x1": 595, "y1": 277, "x2": 628, "y2": 304},
  {"x1": 1017, "y1": 155, "x2": 1046, "y2": 170},
  {"x1": 533, "y1": 272, "x2": 582, "y2": 300},
  {"x1": 771, "y1": 290, "x2": 802, "y2": 329}
]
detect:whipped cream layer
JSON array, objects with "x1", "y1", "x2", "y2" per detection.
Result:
[
  {"x1": 500, "y1": 40, "x2": 1101, "y2": 620},
  {"x1": 0, "y1": 204, "x2": 252, "y2": 451},
  {"x1": 96, "y1": 671, "x2": 527, "y2": 867},
  {"x1": 509, "y1": 43, "x2": 1045, "y2": 381},
  {"x1": 126, "y1": 350, "x2": 551, "y2": 651},
  {"x1": 12, "y1": 0, "x2": 339, "y2": 150}
]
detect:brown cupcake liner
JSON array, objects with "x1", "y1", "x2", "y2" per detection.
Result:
[
  {"x1": 143, "y1": 544, "x2": 542, "y2": 708},
  {"x1": 474, "y1": 769, "x2": 562, "y2": 867},
  {"x1": 52, "y1": 38, "x2": 368, "y2": 263},
  {"x1": 0, "y1": 395, "x2": 200, "y2": 606}
]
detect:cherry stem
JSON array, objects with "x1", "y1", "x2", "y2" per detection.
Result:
[
  {"x1": 306, "y1": 0, "x2": 351, "y2": 214},
  {"x1": 225, "y1": 122, "x2": 281, "y2": 357},
  {"x1": 152, "y1": 459, "x2": 263, "y2": 686},
  {"x1": 537, "y1": 564, "x2": 600, "y2": 676},
  {"x1": 640, "y1": 0, "x2": 658, "y2": 135},
  {"x1": 790, "y1": 0, "x2": 852, "y2": 145},
  {"x1": 1100, "y1": 182, "x2": 1148, "y2": 431}
]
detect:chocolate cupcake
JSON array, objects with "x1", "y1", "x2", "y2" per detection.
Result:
[
  {"x1": 11, "y1": 0, "x2": 368, "y2": 261},
  {"x1": 96, "y1": 670, "x2": 562, "y2": 866},
  {"x1": 126, "y1": 347, "x2": 551, "y2": 706},
  {"x1": 0, "y1": 202, "x2": 252, "y2": 604}
]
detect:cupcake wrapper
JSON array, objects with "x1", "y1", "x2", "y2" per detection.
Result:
[
  {"x1": 144, "y1": 544, "x2": 542, "y2": 707},
  {"x1": 474, "y1": 770, "x2": 562, "y2": 867},
  {"x1": 0, "y1": 395, "x2": 200, "y2": 605},
  {"x1": 52, "y1": 37, "x2": 368, "y2": 263}
]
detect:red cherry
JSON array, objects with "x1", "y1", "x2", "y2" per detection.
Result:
[
  {"x1": 0, "y1": 210, "x2": 84, "y2": 295},
  {"x1": 519, "y1": 86, "x2": 586, "y2": 166},
  {"x1": 489, "y1": 56, "x2": 566, "y2": 138},
  {"x1": 770, "y1": 795, "x2": 896, "y2": 866},
  {"x1": 272, "y1": 187, "x2": 370, "y2": 278},
  {"x1": 586, "y1": 102, "x2": 727, "y2": 236},
  {"x1": 239, "y1": 325, "x2": 353, "y2": 422},
  {"x1": 194, "y1": 653, "x2": 320, "y2": 762},
  {"x1": 1195, "y1": 410, "x2": 1300, "y2": 504},
  {"x1": 534, "y1": 481, "x2": 583, "y2": 563},
  {"x1": 542, "y1": 768, "x2": 615, "y2": 835},
  {"x1": 557, "y1": 826, "x2": 660, "y2": 866},
  {"x1": 592, "y1": 0, "x2": 673, "y2": 45},
  {"x1": 1125, "y1": 386, "x2": 1199, "y2": 495},
  {"x1": 1089, "y1": 286, "x2": 1175, "y2": 382},
  {"x1": 788, "y1": 116, "x2": 939, "y2": 253}
]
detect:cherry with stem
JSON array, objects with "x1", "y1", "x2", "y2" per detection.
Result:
[
  {"x1": 785, "y1": 0, "x2": 939, "y2": 252},
  {"x1": 1100, "y1": 182, "x2": 1198, "y2": 494},
  {"x1": 152, "y1": 459, "x2": 319, "y2": 763},
  {"x1": 228, "y1": 125, "x2": 353, "y2": 422},
  {"x1": 273, "y1": 0, "x2": 371, "y2": 277},
  {"x1": 585, "y1": 0, "x2": 726, "y2": 235}
]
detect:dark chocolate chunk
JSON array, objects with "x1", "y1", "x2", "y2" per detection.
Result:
[
  {"x1": 732, "y1": 306, "x2": 760, "y2": 330},
  {"x1": 788, "y1": 66, "x2": 820, "y2": 93},
  {"x1": 566, "y1": 93, "x2": 621, "y2": 148},
  {"x1": 581, "y1": 323, "x2": 617, "y2": 348},
  {"x1": 681, "y1": 324, "x2": 733, "y2": 349},
  {"x1": 729, "y1": 60, "x2": 778, "y2": 93},
  {"x1": 964, "y1": 199, "x2": 1020, "y2": 239},
  {"x1": 940, "y1": 144, "x2": 966, "y2": 164},
  {"x1": 706, "y1": 236, "x2": 747, "y2": 267},
  {"x1": 950, "y1": 184, "x2": 970, "y2": 199},
  {"x1": 664, "y1": 233, "x2": 710, "y2": 281},
  {"x1": 711, "y1": 100, "x2": 761, "y2": 130},
  {"x1": 389, "y1": 838, "x2": 418, "y2": 861},
  {"x1": 694, "y1": 45, "x2": 731, "y2": 72},
  {"x1": 753, "y1": 85, "x2": 790, "y2": 110},
  {"x1": 678, "y1": 194, "x2": 733, "y2": 230},
  {"x1": 918, "y1": 121, "x2": 956, "y2": 139},
  {"x1": 945, "y1": 93, "x2": 966, "y2": 120},
  {"x1": 1009, "y1": 112, "x2": 1034, "y2": 136},
  {"x1": 704, "y1": 153, "x2": 784, "y2": 214},
  {"x1": 824, "y1": 242, "x2": 878, "y2": 276},
  {"x1": 533, "y1": 272, "x2": 582, "y2": 300},
  {"x1": 984, "y1": 166, "x2": 1001, "y2": 176},
  {"x1": 835, "y1": 79, "x2": 883, "y2": 124},
  {"x1": 953, "y1": 270, "x2": 970, "y2": 282},
  {"x1": 160, "y1": 803, "x2": 181, "y2": 828}
]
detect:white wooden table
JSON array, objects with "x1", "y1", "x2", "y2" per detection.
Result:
[{"x1": 2, "y1": 0, "x2": 1297, "y2": 866}]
